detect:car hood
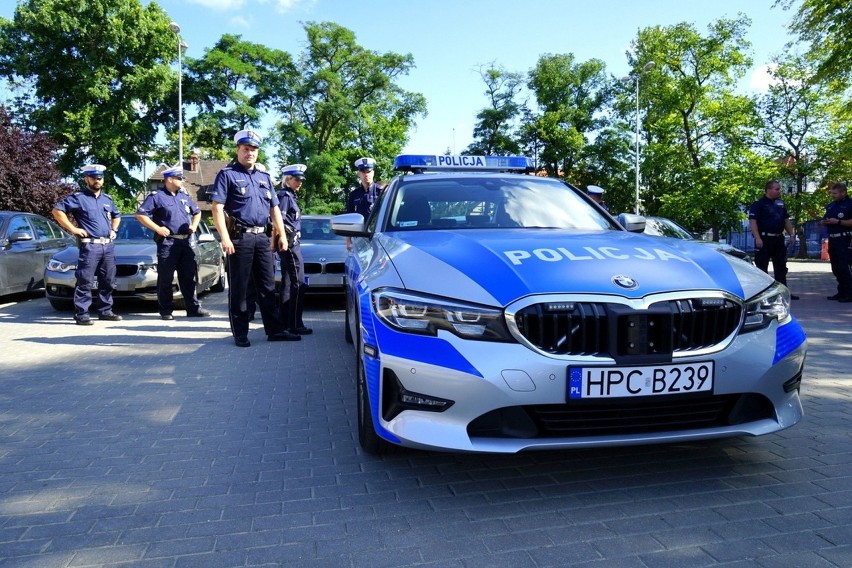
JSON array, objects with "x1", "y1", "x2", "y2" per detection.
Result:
[
  {"x1": 377, "y1": 229, "x2": 773, "y2": 307},
  {"x1": 49, "y1": 241, "x2": 157, "y2": 263},
  {"x1": 300, "y1": 241, "x2": 346, "y2": 260}
]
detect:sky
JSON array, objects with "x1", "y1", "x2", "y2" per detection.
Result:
[{"x1": 2, "y1": 0, "x2": 802, "y2": 169}]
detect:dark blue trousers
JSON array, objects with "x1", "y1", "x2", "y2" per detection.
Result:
[
  {"x1": 156, "y1": 238, "x2": 201, "y2": 315},
  {"x1": 74, "y1": 242, "x2": 116, "y2": 317},
  {"x1": 754, "y1": 235, "x2": 788, "y2": 285},
  {"x1": 278, "y1": 242, "x2": 306, "y2": 330},
  {"x1": 227, "y1": 232, "x2": 283, "y2": 339},
  {"x1": 828, "y1": 236, "x2": 852, "y2": 296}
]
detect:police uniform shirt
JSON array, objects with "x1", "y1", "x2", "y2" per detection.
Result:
[
  {"x1": 277, "y1": 186, "x2": 302, "y2": 233},
  {"x1": 136, "y1": 187, "x2": 200, "y2": 235},
  {"x1": 211, "y1": 162, "x2": 278, "y2": 227},
  {"x1": 825, "y1": 196, "x2": 852, "y2": 235},
  {"x1": 748, "y1": 195, "x2": 789, "y2": 234},
  {"x1": 55, "y1": 188, "x2": 120, "y2": 237},
  {"x1": 346, "y1": 182, "x2": 382, "y2": 219}
]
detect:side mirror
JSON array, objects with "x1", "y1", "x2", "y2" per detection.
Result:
[
  {"x1": 616, "y1": 213, "x2": 646, "y2": 233},
  {"x1": 9, "y1": 231, "x2": 35, "y2": 242}
]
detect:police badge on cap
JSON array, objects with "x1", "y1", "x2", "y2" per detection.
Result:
[
  {"x1": 81, "y1": 164, "x2": 106, "y2": 177},
  {"x1": 353, "y1": 157, "x2": 376, "y2": 171},
  {"x1": 233, "y1": 129, "x2": 263, "y2": 147},
  {"x1": 161, "y1": 165, "x2": 183, "y2": 178},
  {"x1": 281, "y1": 164, "x2": 307, "y2": 179}
]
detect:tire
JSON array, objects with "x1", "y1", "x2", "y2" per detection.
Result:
[
  {"x1": 211, "y1": 260, "x2": 227, "y2": 293},
  {"x1": 355, "y1": 325, "x2": 390, "y2": 455},
  {"x1": 49, "y1": 298, "x2": 73, "y2": 311}
]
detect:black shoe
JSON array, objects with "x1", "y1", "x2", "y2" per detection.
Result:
[
  {"x1": 290, "y1": 326, "x2": 313, "y2": 335},
  {"x1": 789, "y1": 295, "x2": 800, "y2": 300},
  {"x1": 838, "y1": 296, "x2": 852, "y2": 303},
  {"x1": 161, "y1": 314, "x2": 174, "y2": 320},
  {"x1": 98, "y1": 313, "x2": 123, "y2": 321},
  {"x1": 75, "y1": 317, "x2": 93, "y2": 326},
  {"x1": 186, "y1": 309, "x2": 210, "y2": 317},
  {"x1": 267, "y1": 331, "x2": 301, "y2": 342},
  {"x1": 827, "y1": 294, "x2": 842, "y2": 300},
  {"x1": 234, "y1": 336, "x2": 251, "y2": 347}
]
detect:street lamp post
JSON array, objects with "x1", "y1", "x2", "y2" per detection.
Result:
[
  {"x1": 623, "y1": 61, "x2": 655, "y2": 215},
  {"x1": 168, "y1": 22, "x2": 188, "y2": 170}
]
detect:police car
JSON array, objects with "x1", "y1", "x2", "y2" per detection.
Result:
[{"x1": 332, "y1": 154, "x2": 807, "y2": 454}]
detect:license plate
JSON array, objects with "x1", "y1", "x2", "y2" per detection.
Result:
[{"x1": 568, "y1": 361, "x2": 714, "y2": 399}]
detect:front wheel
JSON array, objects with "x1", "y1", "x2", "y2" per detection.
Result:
[
  {"x1": 211, "y1": 260, "x2": 227, "y2": 292},
  {"x1": 49, "y1": 298, "x2": 73, "y2": 311},
  {"x1": 356, "y1": 331, "x2": 390, "y2": 455}
]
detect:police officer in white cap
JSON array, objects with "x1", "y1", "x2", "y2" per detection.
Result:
[
  {"x1": 345, "y1": 157, "x2": 385, "y2": 250},
  {"x1": 277, "y1": 163, "x2": 312, "y2": 335},
  {"x1": 586, "y1": 184, "x2": 609, "y2": 212},
  {"x1": 53, "y1": 164, "x2": 123, "y2": 325},
  {"x1": 210, "y1": 130, "x2": 298, "y2": 347},
  {"x1": 135, "y1": 164, "x2": 211, "y2": 320}
]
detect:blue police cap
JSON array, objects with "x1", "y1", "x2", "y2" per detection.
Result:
[
  {"x1": 233, "y1": 129, "x2": 263, "y2": 147},
  {"x1": 162, "y1": 165, "x2": 184, "y2": 178},
  {"x1": 353, "y1": 157, "x2": 376, "y2": 171},
  {"x1": 81, "y1": 164, "x2": 106, "y2": 177},
  {"x1": 281, "y1": 163, "x2": 307, "y2": 179}
]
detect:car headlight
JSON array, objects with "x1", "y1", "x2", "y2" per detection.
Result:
[
  {"x1": 741, "y1": 282, "x2": 790, "y2": 333},
  {"x1": 46, "y1": 259, "x2": 76, "y2": 272},
  {"x1": 373, "y1": 288, "x2": 513, "y2": 342}
]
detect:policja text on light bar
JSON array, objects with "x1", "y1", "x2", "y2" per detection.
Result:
[{"x1": 393, "y1": 154, "x2": 534, "y2": 173}]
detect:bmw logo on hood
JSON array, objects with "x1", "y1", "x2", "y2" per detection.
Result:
[{"x1": 612, "y1": 275, "x2": 639, "y2": 289}]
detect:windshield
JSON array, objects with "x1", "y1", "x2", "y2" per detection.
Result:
[
  {"x1": 301, "y1": 218, "x2": 344, "y2": 241},
  {"x1": 385, "y1": 175, "x2": 616, "y2": 231},
  {"x1": 644, "y1": 218, "x2": 694, "y2": 239},
  {"x1": 116, "y1": 217, "x2": 154, "y2": 240}
]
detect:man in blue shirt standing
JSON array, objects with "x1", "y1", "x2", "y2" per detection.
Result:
[
  {"x1": 52, "y1": 164, "x2": 123, "y2": 325},
  {"x1": 135, "y1": 165, "x2": 211, "y2": 320},
  {"x1": 210, "y1": 130, "x2": 299, "y2": 347},
  {"x1": 748, "y1": 180, "x2": 800, "y2": 300},
  {"x1": 819, "y1": 182, "x2": 852, "y2": 302},
  {"x1": 345, "y1": 157, "x2": 385, "y2": 251}
]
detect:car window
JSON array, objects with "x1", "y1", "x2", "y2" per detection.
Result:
[
  {"x1": 29, "y1": 216, "x2": 55, "y2": 241},
  {"x1": 7, "y1": 215, "x2": 33, "y2": 238},
  {"x1": 386, "y1": 176, "x2": 616, "y2": 231},
  {"x1": 301, "y1": 219, "x2": 344, "y2": 241},
  {"x1": 645, "y1": 218, "x2": 694, "y2": 239},
  {"x1": 116, "y1": 217, "x2": 153, "y2": 240}
]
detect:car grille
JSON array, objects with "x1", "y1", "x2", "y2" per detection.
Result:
[
  {"x1": 304, "y1": 262, "x2": 322, "y2": 275},
  {"x1": 304, "y1": 262, "x2": 345, "y2": 275},
  {"x1": 514, "y1": 298, "x2": 741, "y2": 358},
  {"x1": 467, "y1": 393, "x2": 775, "y2": 439},
  {"x1": 116, "y1": 264, "x2": 139, "y2": 277},
  {"x1": 325, "y1": 262, "x2": 345, "y2": 274}
]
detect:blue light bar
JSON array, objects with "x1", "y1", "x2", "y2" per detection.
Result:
[{"x1": 393, "y1": 154, "x2": 534, "y2": 173}]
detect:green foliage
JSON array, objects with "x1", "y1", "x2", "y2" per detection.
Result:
[
  {"x1": 465, "y1": 66, "x2": 524, "y2": 156},
  {"x1": 783, "y1": 0, "x2": 852, "y2": 84},
  {"x1": 0, "y1": 0, "x2": 176, "y2": 201}
]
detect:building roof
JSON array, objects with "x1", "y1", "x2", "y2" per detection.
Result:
[{"x1": 147, "y1": 157, "x2": 230, "y2": 211}]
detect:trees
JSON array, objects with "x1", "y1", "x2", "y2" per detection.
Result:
[
  {"x1": 0, "y1": 107, "x2": 75, "y2": 216},
  {"x1": 271, "y1": 22, "x2": 426, "y2": 213},
  {"x1": 465, "y1": 66, "x2": 524, "y2": 156},
  {"x1": 783, "y1": 0, "x2": 852, "y2": 84},
  {"x1": 0, "y1": 0, "x2": 176, "y2": 205}
]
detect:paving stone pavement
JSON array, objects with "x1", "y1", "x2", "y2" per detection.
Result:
[{"x1": 0, "y1": 259, "x2": 850, "y2": 568}]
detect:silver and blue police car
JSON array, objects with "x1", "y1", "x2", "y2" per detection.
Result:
[{"x1": 332, "y1": 154, "x2": 806, "y2": 454}]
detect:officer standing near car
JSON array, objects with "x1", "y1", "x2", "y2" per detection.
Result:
[
  {"x1": 819, "y1": 182, "x2": 852, "y2": 302},
  {"x1": 345, "y1": 157, "x2": 385, "y2": 251},
  {"x1": 52, "y1": 164, "x2": 123, "y2": 325},
  {"x1": 135, "y1": 165, "x2": 211, "y2": 320},
  {"x1": 748, "y1": 179, "x2": 800, "y2": 299},
  {"x1": 586, "y1": 185, "x2": 609, "y2": 212},
  {"x1": 210, "y1": 130, "x2": 299, "y2": 347},
  {"x1": 277, "y1": 163, "x2": 313, "y2": 336}
]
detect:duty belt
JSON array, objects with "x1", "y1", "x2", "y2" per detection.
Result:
[
  {"x1": 169, "y1": 234, "x2": 189, "y2": 239},
  {"x1": 80, "y1": 237, "x2": 112, "y2": 244},
  {"x1": 760, "y1": 232, "x2": 782, "y2": 237},
  {"x1": 244, "y1": 226, "x2": 266, "y2": 234},
  {"x1": 828, "y1": 232, "x2": 851, "y2": 238}
]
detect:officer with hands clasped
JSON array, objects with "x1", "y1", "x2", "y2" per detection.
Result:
[
  {"x1": 135, "y1": 165, "x2": 211, "y2": 320},
  {"x1": 819, "y1": 182, "x2": 852, "y2": 302},
  {"x1": 345, "y1": 156, "x2": 384, "y2": 251},
  {"x1": 210, "y1": 130, "x2": 300, "y2": 347},
  {"x1": 748, "y1": 179, "x2": 800, "y2": 300},
  {"x1": 277, "y1": 164, "x2": 312, "y2": 336},
  {"x1": 52, "y1": 164, "x2": 123, "y2": 325}
]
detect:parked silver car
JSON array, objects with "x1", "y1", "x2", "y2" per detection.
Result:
[
  {"x1": 0, "y1": 211, "x2": 75, "y2": 298},
  {"x1": 44, "y1": 214, "x2": 226, "y2": 310},
  {"x1": 641, "y1": 216, "x2": 752, "y2": 263},
  {"x1": 273, "y1": 215, "x2": 346, "y2": 295}
]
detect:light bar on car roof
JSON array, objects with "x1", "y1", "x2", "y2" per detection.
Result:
[{"x1": 393, "y1": 154, "x2": 534, "y2": 173}]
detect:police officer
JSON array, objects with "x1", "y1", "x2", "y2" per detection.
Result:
[
  {"x1": 277, "y1": 164, "x2": 312, "y2": 336},
  {"x1": 586, "y1": 185, "x2": 609, "y2": 212},
  {"x1": 210, "y1": 130, "x2": 299, "y2": 347},
  {"x1": 819, "y1": 182, "x2": 852, "y2": 302},
  {"x1": 345, "y1": 156, "x2": 385, "y2": 251},
  {"x1": 52, "y1": 164, "x2": 123, "y2": 325},
  {"x1": 135, "y1": 165, "x2": 211, "y2": 320},
  {"x1": 748, "y1": 180, "x2": 800, "y2": 300}
]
